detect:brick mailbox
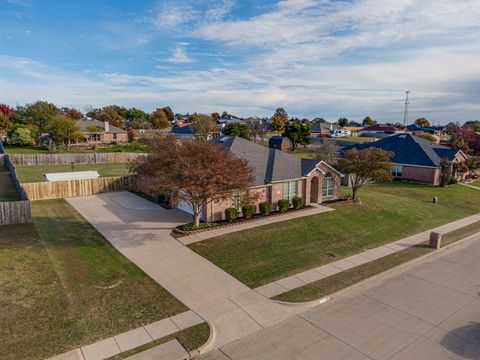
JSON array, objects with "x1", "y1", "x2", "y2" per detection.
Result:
[{"x1": 429, "y1": 232, "x2": 442, "y2": 249}]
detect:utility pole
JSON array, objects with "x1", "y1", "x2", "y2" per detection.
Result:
[{"x1": 403, "y1": 91, "x2": 410, "y2": 125}]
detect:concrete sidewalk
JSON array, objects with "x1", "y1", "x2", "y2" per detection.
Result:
[
  {"x1": 254, "y1": 213, "x2": 480, "y2": 298},
  {"x1": 66, "y1": 192, "x2": 314, "y2": 357},
  {"x1": 178, "y1": 205, "x2": 334, "y2": 245}
]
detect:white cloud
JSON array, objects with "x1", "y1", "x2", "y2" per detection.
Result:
[
  {"x1": 163, "y1": 44, "x2": 194, "y2": 63},
  {"x1": 1, "y1": 0, "x2": 480, "y2": 123}
]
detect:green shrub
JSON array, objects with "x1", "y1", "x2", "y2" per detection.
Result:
[
  {"x1": 225, "y1": 207, "x2": 239, "y2": 222},
  {"x1": 242, "y1": 204, "x2": 254, "y2": 219},
  {"x1": 292, "y1": 196, "x2": 303, "y2": 209},
  {"x1": 448, "y1": 177, "x2": 458, "y2": 185},
  {"x1": 259, "y1": 202, "x2": 272, "y2": 216},
  {"x1": 278, "y1": 199, "x2": 290, "y2": 212}
]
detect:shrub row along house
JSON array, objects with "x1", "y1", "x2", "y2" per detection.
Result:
[
  {"x1": 178, "y1": 136, "x2": 342, "y2": 222},
  {"x1": 345, "y1": 133, "x2": 467, "y2": 185}
]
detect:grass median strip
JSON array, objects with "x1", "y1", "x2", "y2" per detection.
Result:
[
  {"x1": 106, "y1": 323, "x2": 210, "y2": 360},
  {"x1": 273, "y1": 220, "x2": 480, "y2": 303},
  {"x1": 0, "y1": 199, "x2": 187, "y2": 360}
]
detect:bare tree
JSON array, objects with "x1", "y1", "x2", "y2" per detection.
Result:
[{"x1": 314, "y1": 139, "x2": 338, "y2": 164}]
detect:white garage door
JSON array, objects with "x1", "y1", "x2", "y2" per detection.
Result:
[{"x1": 176, "y1": 201, "x2": 194, "y2": 215}]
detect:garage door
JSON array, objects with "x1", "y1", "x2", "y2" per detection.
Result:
[{"x1": 176, "y1": 201, "x2": 194, "y2": 215}]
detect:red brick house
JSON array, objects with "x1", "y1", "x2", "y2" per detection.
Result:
[
  {"x1": 76, "y1": 118, "x2": 128, "y2": 144},
  {"x1": 175, "y1": 136, "x2": 342, "y2": 222},
  {"x1": 345, "y1": 133, "x2": 467, "y2": 185}
]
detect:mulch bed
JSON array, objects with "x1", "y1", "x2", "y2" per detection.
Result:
[{"x1": 172, "y1": 206, "x2": 317, "y2": 238}]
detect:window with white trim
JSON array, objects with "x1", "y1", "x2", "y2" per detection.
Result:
[
  {"x1": 283, "y1": 181, "x2": 298, "y2": 201},
  {"x1": 231, "y1": 190, "x2": 245, "y2": 210},
  {"x1": 392, "y1": 164, "x2": 403, "y2": 177},
  {"x1": 322, "y1": 172, "x2": 334, "y2": 197}
]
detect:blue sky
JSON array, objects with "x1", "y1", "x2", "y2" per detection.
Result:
[{"x1": 1, "y1": 0, "x2": 479, "y2": 124}]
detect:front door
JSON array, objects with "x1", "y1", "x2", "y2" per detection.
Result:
[{"x1": 310, "y1": 177, "x2": 319, "y2": 203}]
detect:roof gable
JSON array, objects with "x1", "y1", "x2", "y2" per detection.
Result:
[{"x1": 345, "y1": 133, "x2": 459, "y2": 167}]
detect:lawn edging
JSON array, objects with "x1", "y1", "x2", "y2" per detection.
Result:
[
  {"x1": 172, "y1": 205, "x2": 317, "y2": 237},
  {"x1": 271, "y1": 222, "x2": 480, "y2": 304}
]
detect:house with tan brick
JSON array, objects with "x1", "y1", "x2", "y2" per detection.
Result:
[
  {"x1": 175, "y1": 136, "x2": 342, "y2": 222},
  {"x1": 76, "y1": 118, "x2": 128, "y2": 144},
  {"x1": 345, "y1": 133, "x2": 467, "y2": 185}
]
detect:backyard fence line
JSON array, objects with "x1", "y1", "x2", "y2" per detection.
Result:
[
  {"x1": 4, "y1": 154, "x2": 29, "y2": 200},
  {"x1": 0, "y1": 200, "x2": 32, "y2": 225},
  {"x1": 8, "y1": 152, "x2": 147, "y2": 166},
  {"x1": 22, "y1": 176, "x2": 137, "y2": 200}
]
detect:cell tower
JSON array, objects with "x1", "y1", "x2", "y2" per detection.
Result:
[{"x1": 403, "y1": 91, "x2": 410, "y2": 125}]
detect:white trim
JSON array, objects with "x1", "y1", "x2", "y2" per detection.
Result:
[{"x1": 305, "y1": 160, "x2": 343, "y2": 177}]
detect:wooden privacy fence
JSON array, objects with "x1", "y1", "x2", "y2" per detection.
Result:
[
  {"x1": 0, "y1": 201, "x2": 32, "y2": 225},
  {"x1": 8, "y1": 152, "x2": 147, "y2": 166},
  {"x1": 22, "y1": 176, "x2": 137, "y2": 200}
]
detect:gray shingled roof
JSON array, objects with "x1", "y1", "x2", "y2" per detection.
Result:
[
  {"x1": 345, "y1": 133, "x2": 460, "y2": 167},
  {"x1": 212, "y1": 136, "x2": 317, "y2": 186},
  {"x1": 76, "y1": 118, "x2": 126, "y2": 134}
]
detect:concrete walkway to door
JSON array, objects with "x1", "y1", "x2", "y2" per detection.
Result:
[{"x1": 66, "y1": 192, "x2": 314, "y2": 353}]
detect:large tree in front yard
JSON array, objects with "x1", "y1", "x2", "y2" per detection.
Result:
[
  {"x1": 339, "y1": 148, "x2": 394, "y2": 200},
  {"x1": 132, "y1": 136, "x2": 255, "y2": 227}
]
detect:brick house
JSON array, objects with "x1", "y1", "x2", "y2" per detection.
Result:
[
  {"x1": 345, "y1": 133, "x2": 467, "y2": 185},
  {"x1": 76, "y1": 118, "x2": 128, "y2": 144},
  {"x1": 175, "y1": 136, "x2": 342, "y2": 222}
]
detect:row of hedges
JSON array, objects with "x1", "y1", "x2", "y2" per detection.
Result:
[{"x1": 225, "y1": 196, "x2": 303, "y2": 221}]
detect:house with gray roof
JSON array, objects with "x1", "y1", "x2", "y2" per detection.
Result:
[
  {"x1": 183, "y1": 136, "x2": 342, "y2": 222},
  {"x1": 76, "y1": 118, "x2": 128, "y2": 144},
  {"x1": 344, "y1": 133, "x2": 467, "y2": 185}
]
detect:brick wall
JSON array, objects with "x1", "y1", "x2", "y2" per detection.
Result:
[{"x1": 401, "y1": 165, "x2": 439, "y2": 185}]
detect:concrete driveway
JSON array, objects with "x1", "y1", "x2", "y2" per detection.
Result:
[
  {"x1": 197, "y1": 235, "x2": 480, "y2": 360},
  {"x1": 67, "y1": 192, "x2": 312, "y2": 350}
]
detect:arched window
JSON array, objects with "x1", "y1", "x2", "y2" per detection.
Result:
[{"x1": 322, "y1": 172, "x2": 334, "y2": 197}]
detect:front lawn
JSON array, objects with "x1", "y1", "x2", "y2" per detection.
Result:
[
  {"x1": 15, "y1": 163, "x2": 130, "y2": 182},
  {"x1": 0, "y1": 199, "x2": 187, "y2": 360},
  {"x1": 188, "y1": 183, "x2": 480, "y2": 288}
]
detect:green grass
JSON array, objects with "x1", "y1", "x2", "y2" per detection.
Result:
[
  {"x1": 333, "y1": 136, "x2": 373, "y2": 143},
  {"x1": 469, "y1": 179, "x2": 480, "y2": 188},
  {"x1": 15, "y1": 163, "x2": 130, "y2": 182},
  {"x1": 292, "y1": 152, "x2": 317, "y2": 159},
  {"x1": 189, "y1": 182, "x2": 480, "y2": 288},
  {"x1": 273, "y1": 219, "x2": 480, "y2": 302},
  {"x1": 3, "y1": 143, "x2": 148, "y2": 154},
  {"x1": 0, "y1": 199, "x2": 187, "y2": 360},
  {"x1": 3, "y1": 146, "x2": 50, "y2": 154},
  {"x1": 0, "y1": 167, "x2": 19, "y2": 201},
  {"x1": 107, "y1": 323, "x2": 210, "y2": 360}
]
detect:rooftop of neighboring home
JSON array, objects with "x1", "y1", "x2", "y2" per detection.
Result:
[
  {"x1": 361, "y1": 124, "x2": 403, "y2": 133},
  {"x1": 406, "y1": 124, "x2": 447, "y2": 133},
  {"x1": 268, "y1": 136, "x2": 289, "y2": 145},
  {"x1": 310, "y1": 121, "x2": 338, "y2": 133},
  {"x1": 345, "y1": 133, "x2": 461, "y2": 168},
  {"x1": 76, "y1": 118, "x2": 126, "y2": 133},
  {"x1": 212, "y1": 136, "x2": 340, "y2": 186},
  {"x1": 170, "y1": 123, "x2": 195, "y2": 135}
]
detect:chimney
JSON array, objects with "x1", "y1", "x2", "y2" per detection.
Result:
[{"x1": 104, "y1": 121, "x2": 110, "y2": 132}]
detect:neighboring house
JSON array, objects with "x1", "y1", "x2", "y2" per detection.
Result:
[
  {"x1": 360, "y1": 124, "x2": 404, "y2": 135},
  {"x1": 310, "y1": 121, "x2": 337, "y2": 137},
  {"x1": 269, "y1": 136, "x2": 292, "y2": 151},
  {"x1": 345, "y1": 133, "x2": 467, "y2": 185},
  {"x1": 170, "y1": 123, "x2": 222, "y2": 140},
  {"x1": 76, "y1": 118, "x2": 128, "y2": 144},
  {"x1": 345, "y1": 126, "x2": 364, "y2": 137},
  {"x1": 177, "y1": 136, "x2": 342, "y2": 222},
  {"x1": 406, "y1": 124, "x2": 447, "y2": 136}
]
